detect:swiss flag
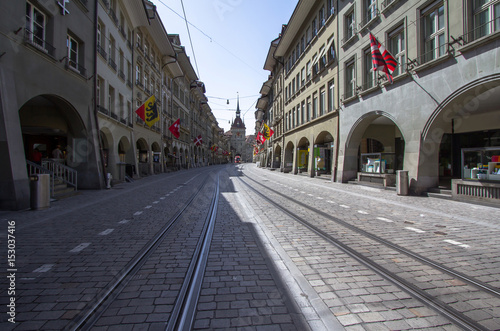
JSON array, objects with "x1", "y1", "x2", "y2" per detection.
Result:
[
  {"x1": 169, "y1": 119, "x2": 180, "y2": 138},
  {"x1": 256, "y1": 132, "x2": 266, "y2": 144},
  {"x1": 194, "y1": 135, "x2": 202, "y2": 146}
]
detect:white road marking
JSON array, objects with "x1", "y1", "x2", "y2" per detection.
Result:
[
  {"x1": 357, "y1": 210, "x2": 369, "y2": 214},
  {"x1": 307, "y1": 194, "x2": 314, "y2": 197},
  {"x1": 444, "y1": 239, "x2": 470, "y2": 248},
  {"x1": 145, "y1": 205, "x2": 152, "y2": 209},
  {"x1": 119, "y1": 219, "x2": 130, "y2": 224},
  {"x1": 153, "y1": 201, "x2": 159, "y2": 204},
  {"x1": 326, "y1": 200, "x2": 336, "y2": 204},
  {"x1": 69, "y1": 243, "x2": 91, "y2": 253},
  {"x1": 376, "y1": 217, "x2": 393, "y2": 223},
  {"x1": 160, "y1": 197, "x2": 165, "y2": 200},
  {"x1": 316, "y1": 197, "x2": 324, "y2": 200},
  {"x1": 405, "y1": 227, "x2": 425, "y2": 233},
  {"x1": 340, "y1": 205, "x2": 350, "y2": 209},
  {"x1": 134, "y1": 211, "x2": 143, "y2": 216},
  {"x1": 99, "y1": 229, "x2": 114, "y2": 236},
  {"x1": 33, "y1": 264, "x2": 54, "y2": 273}
]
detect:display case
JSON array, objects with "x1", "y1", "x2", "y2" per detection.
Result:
[
  {"x1": 461, "y1": 147, "x2": 500, "y2": 181},
  {"x1": 360, "y1": 153, "x2": 396, "y2": 174}
]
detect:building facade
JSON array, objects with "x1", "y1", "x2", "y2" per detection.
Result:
[
  {"x1": 0, "y1": 0, "x2": 225, "y2": 210},
  {"x1": 258, "y1": 0, "x2": 500, "y2": 201},
  {"x1": 258, "y1": 0, "x2": 339, "y2": 179},
  {"x1": 0, "y1": 0, "x2": 102, "y2": 210}
]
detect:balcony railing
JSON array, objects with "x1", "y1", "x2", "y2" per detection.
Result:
[
  {"x1": 459, "y1": 17, "x2": 500, "y2": 44},
  {"x1": 110, "y1": 112, "x2": 118, "y2": 120},
  {"x1": 24, "y1": 29, "x2": 55, "y2": 57},
  {"x1": 359, "y1": 8, "x2": 379, "y2": 31},
  {"x1": 66, "y1": 58, "x2": 86, "y2": 76},
  {"x1": 108, "y1": 58, "x2": 117, "y2": 71},
  {"x1": 109, "y1": 8, "x2": 119, "y2": 26},
  {"x1": 413, "y1": 42, "x2": 448, "y2": 67},
  {"x1": 97, "y1": 105, "x2": 109, "y2": 115},
  {"x1": 97, "y1": 44, "x2": 107, "y2": 59},
  {"x1": 118, "y1": 70, "x2": 125, "y2": 80}
]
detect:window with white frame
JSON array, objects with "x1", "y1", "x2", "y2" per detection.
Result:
[
  {"x1": 363, "y1": 48, "x2": 376, "y2": 90},
  {"x1": 389, "y1": 25, "x2": 405, "y2": 76},
  {"x1": 108, "y1": 85, "x2": 115, "y2": 114},
  {"x1": 319, "y1": 88, "x2": 325, "y2": 116},
  {"x1": 363, "y1": 0, "x2": 378, "y2": 26},
  {"x1": 473, "y1": 0, "x2": 500, "y2": 40},
  {"x1": 26, "y1": 2, "x2": 46, "y2": 49},
  {"x1": 97, "y1": 76, "x2": 104, "y2": 107},
  {"x1": 306, "y1": 61, "x2": 311, "y2": 81},
  {"x1": 345, "y1": 9, "x2": 356, "y2": 41},
  {"x1": 67, "y1": 35, "x2": 79, "y2": 70},
  {"x1": 301, "y1": 67, "x2": 305, "y2": 86},
  {"x1": 312, "y1": 92, "x2": 318, "y2": 119},
  {"x1": 296, "y1": 73, "x2": 300, "y2": 91},
  {"x1": 345, "y1": 60, "x2": 356, "y2": 98},
  {"x1": 136, "y1": 64, "x2": 142, "y2": 85},
  {"x1": 301, "y1": 101, "x2": 305, "y2": 124},
  {"x1": 307, "y1": 97, "x2": 311, "y2": 122},
  {"x1": 328, "y1": 79, "x2": 335, "y2": 112},
  {"x1": 97, "y1": 22, "x2": 103, "y2": 48},
  {"x1": 312, "y1": 18, "x2": 317, "y2": 38},
  {"x1": 421, "y1": 2, "x2": 445, "y2": 63}
]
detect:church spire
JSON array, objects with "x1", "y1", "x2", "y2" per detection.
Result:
[{"x1": 236, "y1": 92, "x2": 241, "y2": 118}]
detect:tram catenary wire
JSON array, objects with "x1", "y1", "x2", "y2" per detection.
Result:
[
  {"x1": 236, "y1": 165, "x2": 491, "y2": 331},
  {"x1": 67, "y1": 171, "x2": 218, "y2": 331}
]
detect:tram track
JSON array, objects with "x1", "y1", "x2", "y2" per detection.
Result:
[
  {"x1": 237, "y1": 167, "x2": 500, "y2": 330},
  {"x1": 67, "y1": 172, "x2": 220, "y2": 331}
]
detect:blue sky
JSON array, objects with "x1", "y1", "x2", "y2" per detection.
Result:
[{"x1": 152, "y1": 0, "x2": 298, "y2": 133}]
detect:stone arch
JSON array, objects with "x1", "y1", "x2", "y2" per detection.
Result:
[{"x1": 342, "y1": 111, "x2": 405, "y2": 184}]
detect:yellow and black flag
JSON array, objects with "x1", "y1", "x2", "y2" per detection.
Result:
[
  {"x1": 135, "y1": 95, "x2": 159, "y2": 127},
  {"x1": 262, "y1": 123, "x2": 274, "y2": 139}
]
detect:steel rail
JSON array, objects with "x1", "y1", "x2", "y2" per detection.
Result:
[
  {"x1": 68, "y1": 173, "x2": 213, "y2": 331},
  {"x1": 238, "y1": 172, "x2": 489, "y2": 331},
  {"x1": 166, "y1": 173, "x2": 220, "y2": 331}
]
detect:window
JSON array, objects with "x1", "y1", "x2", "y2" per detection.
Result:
[
  {"x1": 296, "y1": 73, "x2": 300, "y2": 91},
  {"x1": 422, "y1": 2, "x2": 445, "y2": 63},
  {"x1": 97, "y1": 22, "x2": 103, "y2": 48},
  {"x1": 473, "y1": 0, "x2": 500, "y2": 40},
  {"x1": 345, "y1": 9, "x2": 356, "y2": 41},
  {"x1": 296, "y1": 104, "x2": 300, "y2": 126},
  {"x1": 108, "y1": 85, "x2": 115, "y2": 114},
  {"x1": 307, "y1": 97, "x2": 311, "y2": 122},
  {"x1": 136, "y1": 32, "x2": 142, "y2": 48},
  {"x1": 312, "y1": 18, "x2": 317, "y2": 38},
  {"x1": 67, "y1": 35, "x2": 79, "y2": 70},
  {"x1": 327, "y1": 36, "x2": 336, "y2": 63},
  {"x1": 108, "y1": 36, "x2": 116, "y2": 70},
  {"x1": 345, "y1": 60, "x2": 356, "y2": 98},
  {"x1": 97, "y1": 76, "x2": 104, "y2": 107},
  {"x1": 312, "y1": 92, "x2": 318, "y2": 119},
  {"x1": 362, "y1": 0, "x2": 378, "y2": 26},
  {"x1": 301, "y1": 67, "x2": 305, "y2": 86},
  {"x1": 136, "y1": 64, "x2": 142, "y2": 85},
  {"x1": 26, "y1": 2, "x2": 47, "y2": 49},
  {"x1": 327, "y1": 0, "x2": 335, "y2": 17},
  {"x1": 301, "y1": 101, "x2": 305, "y2": 124},
  {"x1": 319, "y1": 6, "x2": 325, "y2": 28},
  {"x1": 364, "y1": 48, "x2": 376, "y2": 90},
  {"x1": 319, "y1": 88, "x2": 325, "y2": 116},
  {"x1": 389, "y1": 26, "x2": 405, "y2": 76},
  {"x1": 328, "y1": 79, "x2": 335, "y2": 112},
  {"x1": 306, "y1": 61, "x2": 311, "y2": 81},
  {"x1": 306, "y1": 27, "x2": 311, "y2": 45}
]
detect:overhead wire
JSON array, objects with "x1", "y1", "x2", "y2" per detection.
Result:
[
  {"x1": 155, "y1": 0, "x2": 263, "y2": 76},
  {"x1": 179, "y1": 0, "x2": 200, "y2": 79}
]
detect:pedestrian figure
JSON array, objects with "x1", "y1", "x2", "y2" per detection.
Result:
[
  {"x1": 52, "y1": 145, "x2": 64, "y2": 159},
  {"x1": 33, "y1": 148, "x2": 42, "y2": 165}
]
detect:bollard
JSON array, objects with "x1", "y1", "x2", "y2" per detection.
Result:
[
  {"x1": 30, "y1": 174, "x2": 50, "y2": 210},
  {"x1": 396, "y1": 170, "x2": 409, "y2": 196},
  {"x1": 106, "y1": 173, "x2": 112, "y2": 189}
]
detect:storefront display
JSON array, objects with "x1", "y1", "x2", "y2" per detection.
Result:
[
  {"x1": 461, "y1": 147, "x2": 500, "y2": 181},
  {"x1": 360, "y1": 153, "x2": 395, "y2": 174}
]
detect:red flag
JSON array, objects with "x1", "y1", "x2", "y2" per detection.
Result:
[
  {"x1": 169, "y1": 119, "x2": 180, "y2": 138},
  {"x1": 369, "y1": 33, "x2": 397, "y2": 83},
  {"x1": 256, "y1": 132, "x2": 266, "y2": 144},
  {"x1": 194, "y1": 135, "x2": 202, "y2": 146}
]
